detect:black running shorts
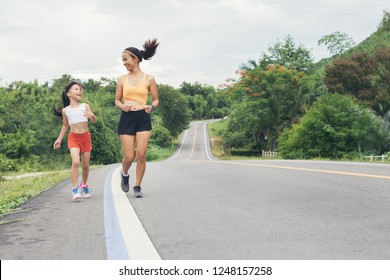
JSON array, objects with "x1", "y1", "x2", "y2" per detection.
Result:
[{"x1": 118, "y1": 110, "x2": 152, "y2": 135}]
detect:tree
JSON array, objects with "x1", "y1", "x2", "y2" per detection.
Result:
[
  {"x1": 325, "y1": 52, "x2": 375, "y2": 98},
  {"x1": 158, "y1": 84, "x2": 191, "y2": 138},
  {"x1": 325, "y1": 49, "x2": 390, "y2": 116},
  {"x1": 149, "y1": 119, "x2": 173, "y2": 148},
  {"x1": 51, "y1": 74, "x2": 74, "y2": 92},
  {"x1": 227, "y1": 64, "x2": 309, "y2": 150},
  {"x1": 278, "y1": 94, "x2": 381, "y2": 159},
  {"x1": 372, "y1": 48, "x2": 390, "y2": 115},
  {"x1": 83, "y1": 78, "x2": 102, "y2": 93},
  {"x1": 179, "y1": 82, "x2": 231, "y2": 120},
  {"x1": 0, "y1": 129, "x2": 38, "y2": 159},
  {"x1": 318, "y1": 31, "x2": 355, "y2": 56},
  {"x1": 377, "y1": 9, "x2": 390, "y2": 33},
  {"x1": 224, "y1": 99, "x2": 269, "y2": 150},
  {"x1": 89, "y1": 118, "x2": 121, "y2": 164},
  {"x1": 180, "y1": 82, "x2": 215, "y2": 97},
  {"x1": 257, "y1": 35, "x2": 314, "y2": 72},
  {"x1": 379, "y1": 111, "x2": 390, "y2": 153},
  {"x1": 190, "y1": 94, "x2": 207, "y2": 119}
]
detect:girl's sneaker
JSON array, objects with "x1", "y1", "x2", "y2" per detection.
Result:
[
  {"x1": 72, "y1": 186, "x2": 81, "y2": 200},
  {"x1": 80, "y1": 184, "x2": 91, "y2": 199}
]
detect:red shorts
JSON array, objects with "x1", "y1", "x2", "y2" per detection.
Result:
[{"x1": 68, "y1": 131, "x2": 92, "y2": 153}]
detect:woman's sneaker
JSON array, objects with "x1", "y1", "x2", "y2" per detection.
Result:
[
  {"x1": 133, "y1": 186, "x2": 143, "y2": 198},
  {"x1": 121, "y1": 173, "x2": 130, "y2": 192},
  {"x1": 72, "y1": 186, "x2": 81, "y2": 200},
  {"x1": 80, "y1": 184, "x2": 91, "y2": 199}
]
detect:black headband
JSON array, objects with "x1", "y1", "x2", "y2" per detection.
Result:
[{"x1": 125, "y1": 47, "x2": 143, "y2": 62}]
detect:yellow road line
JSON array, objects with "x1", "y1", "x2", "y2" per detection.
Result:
[
  {"x1": 187, "y1": 122, "x2": 199, "y2": 160},
  {"x1": 204, "y1": 161, "x2": 390, "y2": 180}
]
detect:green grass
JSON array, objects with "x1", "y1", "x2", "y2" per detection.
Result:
[
  {"x1": 147, "y1": 145, "x2": 178, "y2": 161},
  {"x1": 208, "y1": 120, "x2": 227, "y2": 158},
  {"x1": 0, "y1": 171, "x2": 69, "y2": 218},
  {"x1": 208, "y1": 120, "x2": 227, "y2": 138}
]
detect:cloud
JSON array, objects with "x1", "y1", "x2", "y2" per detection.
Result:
[{"x1": 0, "y1": 0, "x2": 388, "y2": 87}]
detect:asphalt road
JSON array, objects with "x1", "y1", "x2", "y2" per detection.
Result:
[{"x1": 1, "y1": 119, "x2": 390, "y2": 260}]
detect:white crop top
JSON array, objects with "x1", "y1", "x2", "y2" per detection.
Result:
[{"x1": 65, "y1": 103, "x2": 88, "y2": 125}]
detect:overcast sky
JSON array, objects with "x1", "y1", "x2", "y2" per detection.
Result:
[{"x1": 0, "y1": 0, "x2": 388, "y2": 88}]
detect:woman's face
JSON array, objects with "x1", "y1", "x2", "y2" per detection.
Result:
[{"x1": 122, "y1": 51, "x2": 137, "y2": 71}]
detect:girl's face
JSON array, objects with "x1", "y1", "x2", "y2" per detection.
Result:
[
  {"x1": 122, "y1": 51, "x2": 137, "y2": 71},
  {"x1": 67, "y1": 84, "x2": 83, "y2": 101}
]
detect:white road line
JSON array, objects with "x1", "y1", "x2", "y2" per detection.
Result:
[
  {"x1": 166, "y1": 128, "x2": 189, "y2": 161},
  {"x1": 110, "y1": 166, "x2": 161, "y2": 260},
  {"x1": 104, "y1": 168, "x2": 129, "y2": 260},
  {"x1": 203, "y1": 122, "x2": 212, "y2": 161}
]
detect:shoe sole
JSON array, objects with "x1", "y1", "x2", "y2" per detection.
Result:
[
  {"x1": 73, "y1": 194, "x2": 81, "y2": 200},
  {"x1": 134, "y1": 193, "x2": 143, "y2": 198}
]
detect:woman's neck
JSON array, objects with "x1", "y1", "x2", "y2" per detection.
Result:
[{"x1": 128, "y1": 65, "x2": 142, "y2": 75}]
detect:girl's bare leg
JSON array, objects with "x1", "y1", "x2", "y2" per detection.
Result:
[
  {"x1": 81, "y1": 152, "x2": 91, "y2": 185},
  {"x1": 69, "y1": 148, "x2": 81, "y2": 188}
]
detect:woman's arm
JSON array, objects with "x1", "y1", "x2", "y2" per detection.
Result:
[
  {"x1": 115, "y1": 76, "x2": 130, "y2": 112},
  {"x1": 145, "y1": 75, "x2": 159, "y2": 114}
]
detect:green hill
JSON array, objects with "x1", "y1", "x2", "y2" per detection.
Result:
[
  {"x1": 315, "y1": 10, "x2": 390, "y2": 69},
  {"x1": 350, "y1": 10, "x2": 390, "y2": 55}
]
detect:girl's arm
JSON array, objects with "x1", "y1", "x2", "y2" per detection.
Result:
[
  {"x1": 145, "y1": 75, "x2": 159, "y2": 114},
  {"x1": 53, "y1": 109, "x2": 70, "y2": 149},
  {"x1": 84, "y1": 103, "x2": 97, "y2": 124}
]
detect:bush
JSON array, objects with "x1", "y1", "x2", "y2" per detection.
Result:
[
  {"x1": 279, "y1": 94, "x2": 382, "y2": 159},
  {"x1": 230, "y1": 149, "x2": 260, "y2": 157},
  {"x1": 146, "y1": 144, "x2": 176, "y2": 161},
  {"x1": 0, "y1": 154, "x2": 17, "y2": 172},
  {"x1": 150, "y1": 124, "x2": 173, "y2": 148}
]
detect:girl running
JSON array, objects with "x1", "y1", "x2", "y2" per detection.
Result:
[{"x1": 53, "y1": 81, "x2": 96, "y2": 200}]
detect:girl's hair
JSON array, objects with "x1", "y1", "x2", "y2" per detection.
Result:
[
  {"x1": 124, "y1": 38, "x2": 159, "y2": 62},
  {"x1": 53, "y1": 80, "x2": 83, "y2": 117}
]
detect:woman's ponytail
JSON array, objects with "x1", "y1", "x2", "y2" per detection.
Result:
[
  {"x1": 124, "y1": 38, "x2": 159, "y2": 62},
  {"x1": 141, "y1": 38, "x2": 159, "y2": 60}
]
